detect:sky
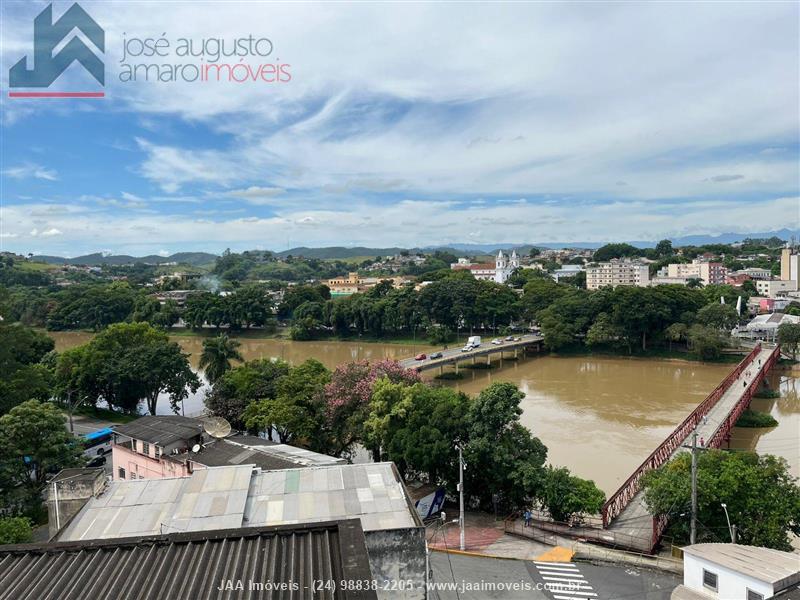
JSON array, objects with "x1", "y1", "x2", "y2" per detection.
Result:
[{"x1": 1, "y1": 1, "x2": 799, "y2": 257}]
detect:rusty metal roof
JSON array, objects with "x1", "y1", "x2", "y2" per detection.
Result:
[{"x1": 0, "y1": 521, "x2": 376, "y2": 600}]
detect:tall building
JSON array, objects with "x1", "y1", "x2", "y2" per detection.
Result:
[
  {"x1": 586, "y1": 259, "x2": 650, "y2": 290},
  {"x1": 780, "y1": 246, "x2": 799, "y2": 290}
]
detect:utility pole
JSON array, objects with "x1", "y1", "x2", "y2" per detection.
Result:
[
  {"x1": 457, "y1": 444, "x2": 465, "y2": 551},
  {"x1": 690, "y1": 431, "x2": 698, "y2": 545}
]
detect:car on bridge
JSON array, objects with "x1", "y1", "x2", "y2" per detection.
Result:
[
  {"x1": 430, "y1": 351, "x2": 443, "y2": 359},
  {"x1": 460, "y1": 345, "x2": 472, "y2": 352},
  {"x1": 414, "y1": 353, "x2": 427, "y2": 361},
  {"x1": 491, "y1": 338, "x2": 503, "y2": 345}
]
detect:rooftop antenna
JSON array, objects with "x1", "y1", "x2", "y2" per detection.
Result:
[{"x1": 202, "y1": 416, "x2": 231, "y2": 439}]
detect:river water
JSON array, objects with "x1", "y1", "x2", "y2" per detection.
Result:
[{"x1": 48, "y1": 332, "x2": 799, "y2": 495}]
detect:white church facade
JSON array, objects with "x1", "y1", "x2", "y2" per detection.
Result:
[{"x1": 450, "y1": 250, "x2": 519, "y2": 284}]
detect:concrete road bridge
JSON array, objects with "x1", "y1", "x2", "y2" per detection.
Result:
[
  {"x1": 504, "y1": 342, "x2": 782, "y2": 554},
  {"x1": 398, "y1": 334, "x2": 545, "y2": 374}
]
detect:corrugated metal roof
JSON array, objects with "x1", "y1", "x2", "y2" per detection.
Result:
[
  {"x1": 0, "y1": 521, "x2": 376, "y2": 600},
  {"x1": 58, "y1": 464, "x2": 421, "y2": 544},
  {"x1": 114, "y1": 416, "x2": 202, "y2": 446},
  {"x1": 683, "y1": 543, "x2": 800, "y2": 588}
]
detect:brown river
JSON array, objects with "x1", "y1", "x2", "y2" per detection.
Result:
[{"x1": 49, "y1": 332, "x2": 799, "y2": 495}]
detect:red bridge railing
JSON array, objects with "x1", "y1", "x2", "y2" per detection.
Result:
[{"x1": 601, "y1": 343, "x2": 763, "y2": 529}]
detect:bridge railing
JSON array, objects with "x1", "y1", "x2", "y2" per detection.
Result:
[
  {"x1": 601, "y1": 343, "x2": 763, "y2": 528},
  {"x1": 707, "y1": 344, "x2": 780, "y2": 450}
]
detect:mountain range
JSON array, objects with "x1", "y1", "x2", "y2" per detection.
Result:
[{"x1": 29, "y1": 229, "x2": 798, "y2": 265}]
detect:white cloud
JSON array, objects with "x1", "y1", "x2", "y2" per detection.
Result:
[
  {"x1": 40, "y1": 228, "x2": 63, "y2": 237},
  {"x1": 2, "y1": 163, "x2": 58, "y2": 181}
]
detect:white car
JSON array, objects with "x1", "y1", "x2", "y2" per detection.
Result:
[
  {"x1": 491, "y1": 339, "x2": 503, "y2": 345},
  {"x1": 460, "y1": 345, "x2": 473, "y2": 352}
]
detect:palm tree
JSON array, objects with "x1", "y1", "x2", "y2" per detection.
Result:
[{"x1": 199, "y1": 334, "x2": 243, "y2": 383}]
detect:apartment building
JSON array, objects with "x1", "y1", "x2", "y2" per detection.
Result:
[
  {"x1": 664, "y1": 259, "x2": 728, "y2": 286},
  {"x1": 780, "y1": 246, "x2": 799, "y2": 291},
  {"x1": 586, "y1": 259, "x2": 650, "y2": 290}
]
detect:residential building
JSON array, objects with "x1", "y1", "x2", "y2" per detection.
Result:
[
  {"x1": 586, "y1": 259, "x2": 650, "y2": 290},
  {"x1": 51, "y1": 463, "x2": 427, "y2": 600},
  {"x1": 726, "y1": 273, "x2": 753, "y2": 287},
  {"x1": 735, "y1": 267, "x2": 772, "y2": 280},
  {"x1": 1, "y1": 520, "x2": 377, "y2": 600},
  {"x1": 756, "y1": 279, "x2": 798, "y2": 298},
  {"x1": 326, "y1": 272, "x2": 410, "y2": 296},
  {"x1": 111, "y1": 416, "x2": 344, "y2": 481},
  {"x1": 450, "y1": 250, "x2": 520, "y2": 283},
  {"x1": 671, "y1": 543, "x2": 800, "y2": 600},
  {"x1": 664, "y1": 259, "x2": 728, "y2": 286}
]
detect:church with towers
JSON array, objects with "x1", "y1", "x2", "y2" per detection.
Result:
[
  {"x1": 450, "y1": 249, "x2": 519, "y2": 284},
  {"x1": 494, "y1": 249, "x2": 519, "y2": 283}
]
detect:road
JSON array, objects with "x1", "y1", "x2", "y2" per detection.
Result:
[
  {"x1": 399, "y1": 333, "x2": 544, "y2": 372},
  {"x1": 429, "y1": 552, "x2": 679, "y2": 600}
]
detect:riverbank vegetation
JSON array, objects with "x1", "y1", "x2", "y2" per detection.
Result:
[{"x1": 735, "y1": 409, "x2": 778, "y2": 428}]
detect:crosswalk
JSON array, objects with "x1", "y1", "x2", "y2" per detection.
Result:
[{"x1": 533, "y1": 561, "x2": 598, "y2": 600}]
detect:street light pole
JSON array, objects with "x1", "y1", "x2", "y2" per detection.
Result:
[
  {"x1": 457, "y1": 444, "x2": 465, "y2": 551},
  {"x1": 721, "y1": 503, "x2": 735, "y2": 543}
]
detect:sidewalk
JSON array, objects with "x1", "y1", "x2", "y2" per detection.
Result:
[{"x1": 426, "y1": 511, "x2": 683, "y2": 574}]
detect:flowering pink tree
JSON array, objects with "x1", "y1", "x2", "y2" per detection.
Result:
[{"x1": 324, "y1": 359, "x2": 421, "y2": 458}]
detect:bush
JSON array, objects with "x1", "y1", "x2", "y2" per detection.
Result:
[
  {"x1": 754, "y1": 388, "x2": 780, "y2": 399},
  {"x1": 434, "y1": 371, "x2": 464, "y2": 380},
  {"x1": 0, "y1": 516, "x2": 33, "y2": 544},
  {"x1": 736, "y1": 409, "x2": 778, "y2": 428}
]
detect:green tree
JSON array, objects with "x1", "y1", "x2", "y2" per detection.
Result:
[
  {"x1": 642, "y1": 451, "x2": 800, "y2": 551},
  {"x1": 777, "y1": 322, "x2": 800, "y2": 359},
  {"x1": 540, "y1": 466, "x2": 605, "y2": 523},
  {"x1": 664, "y1": 322, "x2": 689, "y2": 351},
  {"x1": 695, "y1": 303, "x2": 739, "y2": 331},
  {"x1": 0, "y1": 401, "x2": 82, "y2": 513},
  {"x1": 0, "y1": 323, "x2": 55, "y2": 414},
  {"x1": 204, "y1": 358, "x2": 290, "y2": 430},
  {"x1": 243, "y1": 359, "x2": 331, "y2": 450},
  {"x1": 382, "y1": 384, "x2": 470, "y2": 485},
  {"x1": 0, "y1": 516, "x2": 33, "y2": 544},
  {"x1": 55, "y1": 323, "x2": 200, "y2": 415},
  {"x1": 654, "y1": 239, "x2": 673, "y2": 257},
  {"x1": 464, "y1": 382, "x2": 548, "y2": 510},
  {"x1": 687, "y1": 324, "x2": 728, "y2": 360},
  {"x1": 199, "y1": 334, "x2": 244, "y2": 383}
]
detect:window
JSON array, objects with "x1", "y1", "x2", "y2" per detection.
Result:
[
  {"x1": 702, "y1": 569, "x2": 718, "y2": 592},
  {"x1": 118, "y1": 467, "x2": 126, "y2": 480},
  {"x1": 141, "y1": 442, "x2": 150, "y2": 456},
  {"x1": 747, "y1": 591, "x2": 764, "y2": 600}
]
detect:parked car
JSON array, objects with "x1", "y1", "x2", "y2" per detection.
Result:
[
  {"x1": 430, "y1": 351, "x2": 443, "y2": 359},
  {"x1": 414, "y1": 353, "x2": 427, "y2": 361},
  {"x1": 86, "y1": 455, "x2": 106, "y2": 468}
]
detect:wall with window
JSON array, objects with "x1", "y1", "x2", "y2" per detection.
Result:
[
  {"x1": 111, "y1": 441, "x2": 190, "y2": 481},
  {"x1": 684, "y1": 554, "x2": 772, "y2": 600}
]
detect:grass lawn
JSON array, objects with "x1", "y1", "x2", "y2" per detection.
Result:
[{"x1": 71, "y1": 405, "x2": 138, "y2": 424}]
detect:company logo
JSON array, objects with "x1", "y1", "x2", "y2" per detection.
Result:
[{"x1": 9, "y1": 3, "x2": 105, "y2": 98}]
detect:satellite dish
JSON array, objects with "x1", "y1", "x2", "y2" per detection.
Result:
[
  {"x1": 191, "y1": 444, "x2": 201, "y2": 453},
  {"x1": 203, "y1": 417, "x2": 231, "y2": 439}
]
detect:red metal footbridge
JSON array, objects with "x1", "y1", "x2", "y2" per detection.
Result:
[{"x1": 505, "y1": 342, "x2": 782, "y2": 554}]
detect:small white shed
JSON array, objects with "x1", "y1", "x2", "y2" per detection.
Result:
[{"x1": 671, "y1": 543, "x2": 800, "y2": 600}]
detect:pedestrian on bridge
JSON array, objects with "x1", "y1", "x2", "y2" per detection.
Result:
[{"x1": 523, "y1": 510, "x2": 532, "y2": 527}]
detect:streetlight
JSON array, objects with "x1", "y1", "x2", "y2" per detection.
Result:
[
  {"x1": 455, "y1": 443, "x2": 466, "y2": 551},
  {"x1": 721, "y1": 503, "x2": 736, "y2": 543}
]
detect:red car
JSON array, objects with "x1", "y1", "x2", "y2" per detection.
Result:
[{"x1": 414, "y1": 353, "x2": 427, "y2": 361}]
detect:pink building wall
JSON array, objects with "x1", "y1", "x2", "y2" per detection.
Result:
[{"x1": 111, "y1": 440, "x2": 191, "y2": 480}]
